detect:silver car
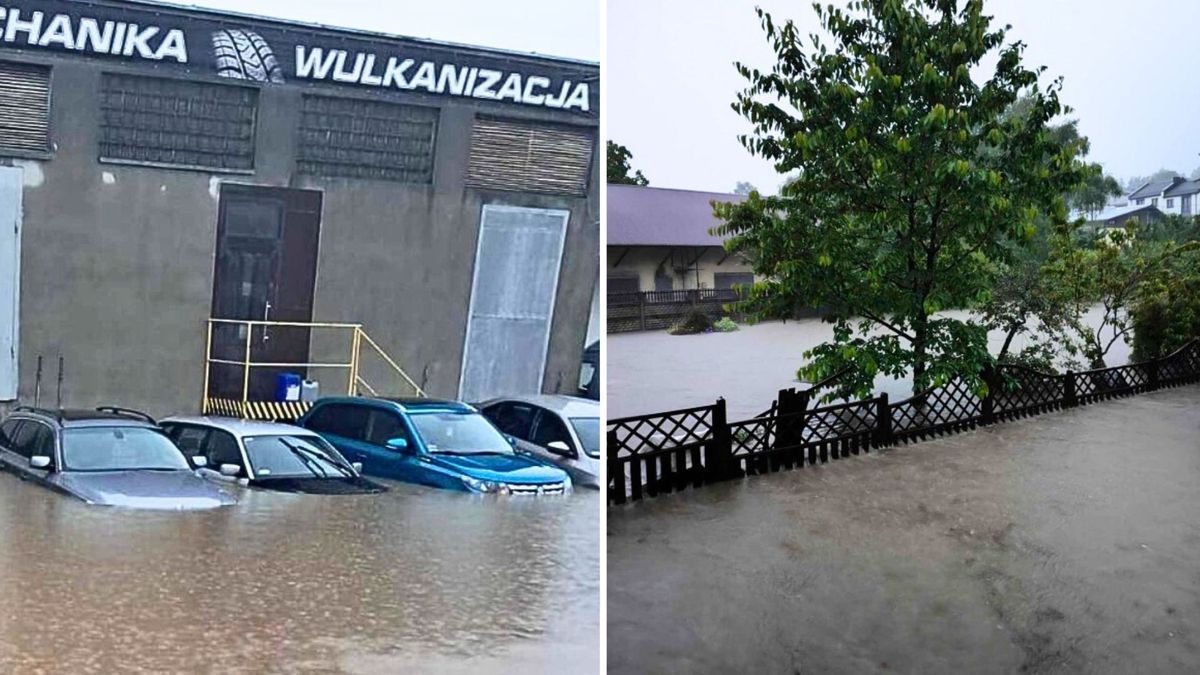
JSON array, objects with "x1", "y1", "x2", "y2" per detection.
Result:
[
  {"x1": 0, "y1": 407, "x2": 236, "y2": 510},
  {"x1": 160, "y1": 416, "x2": 387, "y2": 495},
  {"x1": 478, "y1": 395, "x2": 601, "y2": 489}
]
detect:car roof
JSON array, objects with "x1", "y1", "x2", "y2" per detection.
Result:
[
  {"x1": 6, "y1": 409, "x2": 160, "y2": 429},
  {"x1": 160, "y1": 416, "x2": 320, "y2": 437},
  {"x1": 478, "y1": 394, "x2": 600, "y2": 417},
  {"x1": 315, "y1": 397, "x2": 476, "y2": 414}
]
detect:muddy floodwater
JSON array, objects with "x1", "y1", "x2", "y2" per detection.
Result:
[
  {"x1": 609, "y1": 307, "x2": 1129, "y2": 420},
  {"x1": 609, "y1": 387, "x2": 1200, "y2": 674},
  {"x1": 0, "y1": 477, "x2": 598, "y2": 674}
]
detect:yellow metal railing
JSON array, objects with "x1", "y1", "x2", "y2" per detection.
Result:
[{"x1": 202, "y1": 318, "x2": 426, "y2": 420}]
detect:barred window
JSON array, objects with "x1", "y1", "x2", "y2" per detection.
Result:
[
  {"x1": 466, "y1": 117, "x2": 594, "y2": 196},
  {"x1": 297, "y1": 95, "x2": 438, "y2": 183},
  {"x1": 0, "y1": 61, "x2": 51, "y2": 156},
  {"x1": 99, "y1": 73, "x2": 258, "y2": 172}
]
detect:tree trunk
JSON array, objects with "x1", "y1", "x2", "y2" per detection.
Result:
[{"x1": 912, "y1": 317, "x2": 929, "y2": 394}]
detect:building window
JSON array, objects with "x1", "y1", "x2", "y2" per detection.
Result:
[
  {"x1": 99, "y1": 73, "x2": 258, "y2": 172},
  {"x1": 1136, "y1": 199, "x2": 1144, "y2": 205},
  {"x1": 1167, "y1": 198, "x2": 1175, "y2": 208},
  {"x1": 0, "y1": 61, "x2": 51, "y2": 157},
  {"x1": 466, "y1": 116, "x2": 594, "y2": 196},
  {"x1": 1151, "y1": 197, "x2": 1158, "y2": 206},
  {"x1": 297, "y1": 95, "x2": 439, "y2": 183},
  {"x1": 608, "y1": 277, "x2": 640, "y2": 295}
]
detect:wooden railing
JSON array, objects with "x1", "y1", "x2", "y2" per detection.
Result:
[{"x1": 608, "y1": 339, "x2": 1200, "y2": 504}]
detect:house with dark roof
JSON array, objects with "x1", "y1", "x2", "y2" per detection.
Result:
[
  {"x1": 1127, "y1": 175, "x2": 1200, "y2": 216},
  {"x1": 607, "y1": 184, "x2": 757, "y2": 293}
]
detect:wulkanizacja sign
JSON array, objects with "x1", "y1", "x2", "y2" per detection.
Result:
[{"x1": 0, "y1": 1, "x2": 596, "y2": 114}]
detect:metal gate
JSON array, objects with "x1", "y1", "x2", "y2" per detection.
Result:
[
  {"x1": 0, "y1": 167, "x2": 20, "y2": 400},
  {"x1": 459, "y1": 205, "x2": 570, "y2": 402}
]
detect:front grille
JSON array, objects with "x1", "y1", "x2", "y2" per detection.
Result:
[{"x1": 509, "y1": 482, "x2": 565, "y2": 496}]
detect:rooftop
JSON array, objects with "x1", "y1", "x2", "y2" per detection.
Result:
[
  {"x1": 1128, "y1": 178, "x2": 1183, "y2": 201},
  {"x1": 608, "y1": 185, "x2": 746, "y2": 247}
]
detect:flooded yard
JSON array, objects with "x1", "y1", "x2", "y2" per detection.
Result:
[
  {"x1": 0, "y1": 477, "x2": 599, "y2": 673},
  {"x1": 609, "y1": 307, "x2": 1129, "y2": 421},
  {"x1": 608, "y1": 386, "x2": 1200, "y2": 674}
]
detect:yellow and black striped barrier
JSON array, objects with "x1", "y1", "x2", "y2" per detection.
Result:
[{"x1": 204, "y1": 398, "x2": 313, "y2": 422}]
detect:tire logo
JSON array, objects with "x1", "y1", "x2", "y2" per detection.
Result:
[{"x1": 212, "y1": 29, "x2": 285, "y2": 83}]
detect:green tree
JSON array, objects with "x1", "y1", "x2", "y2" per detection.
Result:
[
  {"x1": 978, "y1": 110, "x2": 1111, "y2": 371},
  {"x1": 734, "y1": 181, "x2": 758, "y2": 195},
  {"x1": 714, "y1": 0, "x2": 1087, "y2": 398},
  {"x1": 1130, "y1": 248, "x2": 1200, "y2": 361},
  {"x1": 607, "y1": 141, "x2": 649, "y2": 185},
  {"x1": 1046, "y1": 221, "x2": 1198, "y2": 368}
]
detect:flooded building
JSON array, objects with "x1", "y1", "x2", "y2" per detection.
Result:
[
  {"x1": 0, "y1": 0, "x2": 600, "y2": 416},
  {"x1": 607, "y1": 184, "x2": 754, "y2": 294}
]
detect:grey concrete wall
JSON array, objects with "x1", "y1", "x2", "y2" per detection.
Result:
[{"x1": 5, "y1": 56, "x2": 598, "y2": 417}]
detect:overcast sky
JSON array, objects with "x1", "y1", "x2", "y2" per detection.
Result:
[
  {"x1": 609, "y1": 0, "x2": 1200, "y2": 195},
  {"x1": 182, "y1": 0, "x2": 599, "y2": 62}
]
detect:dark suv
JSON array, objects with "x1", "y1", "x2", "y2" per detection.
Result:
[{"x1": 0, "y1": 407, "x2": 236, "y2": 510}]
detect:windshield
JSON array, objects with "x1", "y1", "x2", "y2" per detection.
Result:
[
  {"x1": 243, "y1": 435, "x2": 351, "y2": 479},
  {"x1": 409, "y1": 412, "x2": 513, "y2": 455},
  {"x1": 569, "y1": 417, "x2": 601, "y2": 459},
  {"x1": 62, "y1": 427, "x2": 191, "y2": 472}
]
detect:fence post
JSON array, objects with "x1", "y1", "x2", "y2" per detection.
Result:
[
  {"x1": 981, "y1": 366, "x2": 997, "y2": 425},
  {"x1": 1064, "y1": 370, "x2": 1077, "y2": 408},
  {"x1": 1148, "y1": 357, "x2": 1161, "y2": 391},
  {"x1": 607, "y1": 428, "x2": 625, "y2": 505},
  {"x1": 706, "y1": 398, "x2": 738, "y2": 482},
  {"x1": 638, "y1": 293, "x2": 646, "y2": 331},
  {"x1": 874, "y1": 393, "x2": 892, "y2": 447}
]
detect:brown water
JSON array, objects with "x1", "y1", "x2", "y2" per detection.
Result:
[
  {"x1": 0, "y1": 478, "x2": 599, "y2": 673},
  {"x1": 610, "y1": 307, "x2": 1130, "y2": 420},
  {"x1": 609, "y1": 387, "x2": 1200, "y2": 674}
]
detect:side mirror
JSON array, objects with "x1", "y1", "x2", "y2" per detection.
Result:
[
  {"x1": 351, "y1": 462, "x2": 363, "y2": 474},
  {"x1": 192, "y1": 456, "x2": 208, "y2": 468},
  {"x1": 386, "y1": 437, "x2": 410, "y2": 452},
  {"x1": 30, "y1": 455, "x2": 51, "y2": 469},
  {"x1": 547, "y1": 441, "x2": 572, "y2": 456},
  {"x1": 219, "y1": 463, "x2": 240, "y2": 477}
]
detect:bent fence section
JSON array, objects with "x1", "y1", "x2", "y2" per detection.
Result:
[{"x1": 609, "y1": 340, "x2": 1200, "y2": 505}]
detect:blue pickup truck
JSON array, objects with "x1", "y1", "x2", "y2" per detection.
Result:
[{"x1": 296, "y1": 397, "x2": 571, "y2": 495}]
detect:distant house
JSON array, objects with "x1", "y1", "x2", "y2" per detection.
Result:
[
  {"x1": 1126, "y1": 176, "x2": 1200, "y2": 216},
  {"x1": 1087, "y1": 203, "x2": 1165, "y2": 229},
  {"x1": 607, "y1": 185, "x2": 757, "y2": 294}
]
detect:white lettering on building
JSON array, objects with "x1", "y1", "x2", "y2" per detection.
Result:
[
  {"x1": 0, "y1": 7, "x2": 188, "y2": 62},
  {"x1": 293, "y1": 45, "x2": 591, "y2": 112}
]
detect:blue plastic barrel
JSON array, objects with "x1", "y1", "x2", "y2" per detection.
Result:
[{"x1": 275, "y1": 373, "x2": 302, "y2": 402}]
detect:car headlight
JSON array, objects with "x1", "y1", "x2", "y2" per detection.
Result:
[{"x1": 461, "y1": 476, "x2": 510, "y2": 494}]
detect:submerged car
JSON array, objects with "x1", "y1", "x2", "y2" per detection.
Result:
[
  {"x1": 296, "y1": 397, "x2": 572, "y2": 495},
  {"x1": 159, "y1": 417, "x2": 386, "y2": 495},
  {"x1": 0, "y1": 407, "x2": 236, "y2": 510},
  {"x1": 478, "y1": 395, "x2": 600, "y2": 489}
]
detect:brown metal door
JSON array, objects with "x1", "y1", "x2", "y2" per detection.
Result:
[{"x1": 210, "y1": 185, "x2": 322, "y2": 401}]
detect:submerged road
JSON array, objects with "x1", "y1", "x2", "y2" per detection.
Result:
[
  {"x1": 0, "y1": 478, "x2": 599, "y2": 673},
  {"x1": 609, "y1": 386, "x2": 1200, "y2": 674}
]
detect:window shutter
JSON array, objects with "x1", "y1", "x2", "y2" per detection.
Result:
[
  {"x1": 0, "y1": 61, "x2": 51, "y2": 156},
  {"x1": 466, "y1": 117, "x2": 594, "y2": 196}
]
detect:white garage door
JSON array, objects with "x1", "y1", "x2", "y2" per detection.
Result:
[
  {"x1": 459, "y1": 205, "x2": 570, "y2": 402},
  {"x1": 0, "y1": 167, "x2": 21, "y2": 401}
]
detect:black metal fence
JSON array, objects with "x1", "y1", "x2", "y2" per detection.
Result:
[
  {"x1": 608, "y1": 339, "x2": 1200, "y2": 505},
  {"x1": 607, "y1": 289, "x2": 740, "y2": 333}
]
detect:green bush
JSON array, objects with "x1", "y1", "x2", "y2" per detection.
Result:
[
  {"x1": 713, "y1": 316, "x2": 739, "y2": 332},
  {"x1": 668, "y1": 310, "x2": 713, "y2": 335},
  {"x1": 1131, "y1": 256, "x2": 1200, "y2": 361}
]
